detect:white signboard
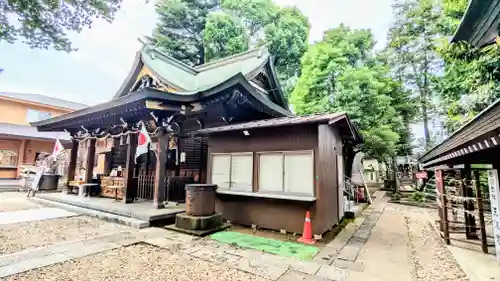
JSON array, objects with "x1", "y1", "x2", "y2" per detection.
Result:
[
  {"x1": 487, "y1": 170, "x2": 500, "y2": 263},
  {"x1": 31, "y1": 167, "x2": 43, "y2": 192}
]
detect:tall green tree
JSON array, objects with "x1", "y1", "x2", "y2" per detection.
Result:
[
  {"x1": 220, "y1": 1, "x2": 309, "y2": 95},
  {"x1": 385, "y1": 0, "x2": 444, "y2": 150},
  {"x1": 438, "y1": 41, "x2": 500, "y2": 131},
  {"x1": 436, "y1": 0, "x2": 500, "y2": 131},
  {"x1": 290, "y1": 25, "x2": 407, "y2": 160},
  {"x1": 203, "y1": 12, "x2": 248, "y2": 62},
  {"x1": 264, "y1": 6, "x2": 309, "y2": 95},
  {"x1": 376, "y1": 51, "x2": 417, "y2": 155},
  {"x1": 151, "y1": 0, "x2": 309, "y2": 96},
  {"x1": 0, "y1": 0, "x2": 122, "y2": 52},
  {"x1": 151, "y1": 0, "x2": 220, "y2": 66},
  {"x1": 221, "y1": 0, "x2": 272, "y2": 39}
]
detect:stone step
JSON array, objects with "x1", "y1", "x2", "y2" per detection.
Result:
[
  {"x1": 29, "y1": 197, "x2": 149, "y2": 229},
  {"x1": 0, "y1": 186, "x2": 20, "y2": 193}
]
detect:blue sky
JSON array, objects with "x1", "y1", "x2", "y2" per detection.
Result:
[{"x1": 0, "y1": 0, "x2": 394, "y2": 106}]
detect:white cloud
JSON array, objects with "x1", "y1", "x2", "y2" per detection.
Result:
[
  {"x1": 68, "y1": 0, "x2": 157, "y2": 79},
  {"x1": 275, "y1": 0, "x2": 393, "y2": 47},
  {"x1": 0, "y1": 0, "x2": 393, "y2": 104}
]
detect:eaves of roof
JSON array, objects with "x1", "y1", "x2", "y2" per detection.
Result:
[{"x1": 451, "y1": 0, "x2": 500, "y2": 47}]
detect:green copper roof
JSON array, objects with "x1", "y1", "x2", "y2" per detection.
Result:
[
  {"x1": 452, "y1": 0, "x2": 500, "y2": 47},
  {"x1": 141, "y1": 45, "x2": 270, "y2": 93}
]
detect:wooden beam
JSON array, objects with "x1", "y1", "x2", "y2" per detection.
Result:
[
  {"x1": 67, "y1": 139, "x2": 78, "y2": 187},
  {"x1": 440, "y1": 170, "x2": 451, "y2": 245},
  {"x1": 145, "y1": 100, "x2": 181, "y2": 111},
  {"x1": 153, "y1": 130, "x2": 168, "y2": 209},
  {"x1": 473, "y1": 170, "x2": 489, "y2": 253},
  {"x1": 17, "y1": 139, "x2": 26, "y2": 177},
  {"x1": 436, "y1": 169, "x2": 445, "y2": 232},
  {"x1": 85, "y1": 139, "x2": 96, "y2": 183},
  {"x1": 123, "y1": 133, "x2": 138, "y2": 204},
  {"x1": 464, "y1": 164, "x2": 478, "y2": 239}
]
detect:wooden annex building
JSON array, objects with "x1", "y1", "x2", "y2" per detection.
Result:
[
  {"x1": 33, "y1": 42, "x2": 362, "y2": 234},
  {"x1": 198, "y1": 113, "x2": 362, "y2": 234},
  {"x1": 420, "y1": 0, "x2": 500, "y2": 260}
]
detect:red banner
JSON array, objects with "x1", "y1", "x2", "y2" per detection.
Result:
[{"x1": 415, "y1": 171, "x2": 427, "y2": 179}]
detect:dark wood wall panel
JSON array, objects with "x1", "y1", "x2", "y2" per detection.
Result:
[
  {"x1": 180, "y1": 137, "x2": 207, "y2": 170},
  {"x1": 209, "y1": 124, "x2": 345, "y2": 235},
  {"x1": 216, "y1": 195, "x2": 312, "y2": 234},
  {"x1": 316, "y1": 124, "x2": 341, "y2": 234},
  {"x1": 208, "y1": 124, "x2": 318, "y2": 154}
]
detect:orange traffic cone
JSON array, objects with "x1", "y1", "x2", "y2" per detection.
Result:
[{"x1": 297, "y1": 211, "x2": 315, "y2": 244}]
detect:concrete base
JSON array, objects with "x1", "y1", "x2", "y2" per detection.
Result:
[
  {"x1": 34, "y1": 193, "x2": 184, "y2": 222},
  {"x1": 175, "y1": 212, "x2": 223, "y2": 230},
  {"x1": 164, "y1": 212, "x2": 230, "y2": 236},
  {"x1": 165, "y1": 222, "x2": 231, "y2": 237},
  {"x1": 30, "y1": 197, "x2": 150, "y2": 229}
]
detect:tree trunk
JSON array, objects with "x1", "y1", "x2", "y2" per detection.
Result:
[
  {"x1": 392, "y1": 156, "x2": 400, "y2": 192},
  {"x1": 422, "y1": 96, "x2": 431, "y2": 149}
]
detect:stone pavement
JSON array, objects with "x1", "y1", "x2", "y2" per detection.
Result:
[
  {"x1": 0, "y1": 227, "x2": 187, "y2": 277},
  {"x1": 0, "y1": 193, "x2": 390, "y2": 280},
  {"x1": 0, "y1": 207, "x2": 78, "y2": 225},
  {"x1": 141, "y1": 191, "x2": 395, "y2": 281},
  {"x1": 3, "y1": 190, "x2": 474, "y2": 281},
  {"x1": 446, "y1": 243, "x2": 500, "y2": 281}
]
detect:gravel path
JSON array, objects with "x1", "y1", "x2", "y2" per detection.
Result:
[
  {"x1": 0, "y1": 192, "x2": 40, "y2": 212},
  {"x1": 5, "y1": 244, "x2": 268, "y2": 281},
  {"x1": 400, "y1": 205, "x2": 469, "y2": 281},
  {"x1": 0, "y1": 216, "x2": 129, "y2": 255}
]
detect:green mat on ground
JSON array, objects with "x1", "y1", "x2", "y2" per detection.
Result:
[{"x1": 210, "y1": 231, "x2": 319, "y2": 260}]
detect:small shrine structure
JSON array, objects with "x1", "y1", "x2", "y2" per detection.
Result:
[{"x1": 33, "y1": 43, "x2": 291, "y2": 209}]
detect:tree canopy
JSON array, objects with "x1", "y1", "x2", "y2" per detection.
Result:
[
  {"x1": 0, "y1": 0, "x2": 122, "y2": 52},
  {"x1": 151, "y1": 0, "x2": 309, "y2": 96},
  {"x1": 290, "y1": 25, "x2": 411, "y2": 160},
  {"x1": 8, "y1": 0, "x2": 497, "y2": 160},
  {"x1": 151, "y1": 0, "x2": 219, "y2": 66},
  {"x1": 436, "y1": 0, "x2": 500, "y2": 132},
  {"x1": 384, "y1": 0, "x2": 445, "y2": 150}
]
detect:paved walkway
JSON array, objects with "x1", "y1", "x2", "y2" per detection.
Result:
[
  {"x1": 1, "y1": 191, "x2": 487, "y2": 281},
  {"x1": 0, "y1": 192, "x2": 391, "y2": 280},
  {"x1": 0, "y1": 228, "x2": 182, "y2": 277},
  {"x1": 0, "y1": 207, "x2": 78, "y2": 225}
]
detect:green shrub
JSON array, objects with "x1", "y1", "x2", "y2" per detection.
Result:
[{"x1": 410, "y1": 191, "x2": 426, "y2": 202}]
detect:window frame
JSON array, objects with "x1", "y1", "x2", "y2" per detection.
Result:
[
  {"x1": 25, "y1": 108, "x2": 53, "y2": 123},
  {"x1": 0, "y1": 149, "x2": 19, "y2": 168},
  {"x1": 257, "y1": 150, "x2": 315, "y2": 197},
  {"x1": 210, "y1": 152, "x2": 254, "y2": 191}
]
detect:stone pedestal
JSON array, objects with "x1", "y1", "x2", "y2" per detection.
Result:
[
  {"x1": 176, "y1": 212, "x2": 223, "y2": 230},
  {"x1": 165, "y1": 184, "x2": 230, "y2": 236}
]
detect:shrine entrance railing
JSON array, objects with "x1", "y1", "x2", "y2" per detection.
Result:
[{"x1": 136, "y1": 168, "x2": 196, "y2": 203}]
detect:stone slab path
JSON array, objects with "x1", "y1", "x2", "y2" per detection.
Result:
[
  {"x1": 0, "y1": 192, "x2": 393, "y2": 280},
  {"x1": 0, "y1": 227, "x2": 184, "y2": 277},
  {"x1": 0, "y1": 207, "x2": 78, "y2": 225},
  {"x1": 1, "y1": 191, "x2": 472, "y2": 281}
]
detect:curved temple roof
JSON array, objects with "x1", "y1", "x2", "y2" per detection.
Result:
[
  {"x1": 452, "y1": 0, "x2": 500, "y2": 47},
  {"x1": 114, "y1": 43, "x2": 288, "y2": 110}
]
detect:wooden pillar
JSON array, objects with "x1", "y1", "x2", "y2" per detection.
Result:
[
  {"x1": 123, "y1": 133, "x2": 137, "y2": 204},
  {"x1": 67, "y1": 139, "x2": 79, "y2": 186},
  {"x1": 437, "y1": 169, "x2": 450, "y2": 244},
  {"x1": 460, "y1": 168, "x2": 471, "y2": 237},
  {"x1": 472, "y1": 170, "x2": 488, "y2": 253},
  {"x1": 17, "y1": 139, "x2": 26, "y2": 177},
  {"x1": 153, "y1": 131, "x2": 168, "y2": 209},
  {"x1": 464, "y1": 164, "x2": 477, "y2": 239},
  {"x1": 85, "y1": 139, "x2": 96, "y2": 183}
]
